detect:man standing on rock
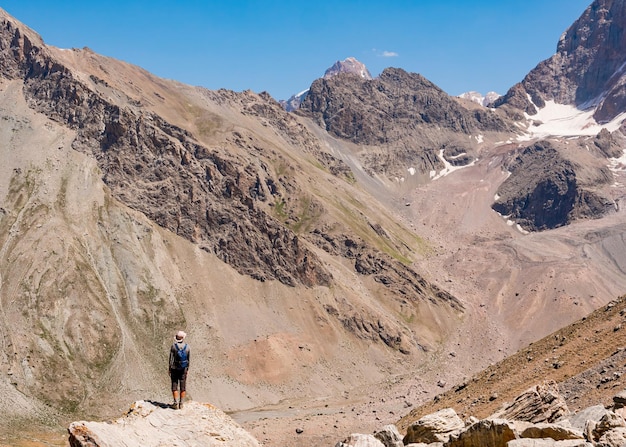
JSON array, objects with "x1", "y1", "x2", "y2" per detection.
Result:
[{"x1": 169, "y1": 330, "x2": 190, "y2": 410}]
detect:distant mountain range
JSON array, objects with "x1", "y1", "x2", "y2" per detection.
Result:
[
  {"x1": 458, "y1": 90, "x2": 501, "y2": 107},
  {"x1": 282, "y1": 57, "x2": 501, "y2": 111}
]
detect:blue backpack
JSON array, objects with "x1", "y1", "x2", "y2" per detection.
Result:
[{"x1": 174, "y1": 343, "x2": 189, "y2": 369}]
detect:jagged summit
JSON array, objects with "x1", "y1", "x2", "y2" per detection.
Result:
[
  {"x1": 280, "y1": 57, "x2": 372, "y2": 111},
  {"x1": 297, "y1": 66, "x2": 511, "y2": 183},
  {"x1": 323, "y1": 56, "x2": 372, "y2": 80}
]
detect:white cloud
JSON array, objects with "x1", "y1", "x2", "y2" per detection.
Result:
[{"x1": 371, "y1": 48, "x2": 399, "y2": 58}]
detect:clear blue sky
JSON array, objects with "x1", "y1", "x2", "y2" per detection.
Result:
[{"x1": 2, "y1": 1, "x2": 592, "y2": 100}]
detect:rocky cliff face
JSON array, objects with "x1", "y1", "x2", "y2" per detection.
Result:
[
  {"x1": 486, "y1": 0, "x2": 626, "y2": 231},
  {"x1": 496, "y1": 0, "x2": 626, "y2": 123}
]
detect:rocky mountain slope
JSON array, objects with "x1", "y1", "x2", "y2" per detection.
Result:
[
  {"x1": 496, "y1": 0, "x2": 626, "y2": 124},
  {"x1": 2, "y1": 0, "x2": 626, "y2": 446},
  {"x1": 492, "y1": 137, "x2": 620, "y2": 231},
  {"x1": 400, "y1": 296, "x2": 626, "y2": 428},
  {"x1": 486, "y1": 0, "x2": 626, "y2": 231}
]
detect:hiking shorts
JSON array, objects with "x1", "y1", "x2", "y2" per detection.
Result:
[{"x1": 170, "y1": 368, "x2": 188, "y2": 392}]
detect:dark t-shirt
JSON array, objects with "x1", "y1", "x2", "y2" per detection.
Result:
[{"x1": 169, "y1": 341, "x2": 190, "y2": 371}]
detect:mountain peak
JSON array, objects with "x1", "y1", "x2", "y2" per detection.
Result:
[
  {"x1": 280, "y1": 57, "x2": 372, "y2": 111},
  {"x1": 323, "y1": 57, "x2": 372, "y2": 80}
]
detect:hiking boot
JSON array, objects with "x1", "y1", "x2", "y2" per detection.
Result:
[
  {"x1": 178, "y1": 400, "x2": 183, "y2": 409},
  {"x1": 172, "y1": 401, "x2": 179, "y2": 410}
]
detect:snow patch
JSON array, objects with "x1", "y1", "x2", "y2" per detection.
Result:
[
  {"x1": 609, "y1": 150, "x2": 626, "y2": 172},
  {"x1": 295, "y1": 88, "x2": 309, "y2": 98},
  {"x1": 519, "y1": 100, "x2": 626, "y2": 140},
  {"x1": 447, "y1": 152, "x2": 468, "y2": 160},
  {"x1": 430, "y1": 149, "x2": 476, "y2": 180},
  {"x1": 408, "y1": 167, "x2": 416, "y2": 176},
  {"x1": 496, "y1": 210, "x2": 530, "y2": 235}
]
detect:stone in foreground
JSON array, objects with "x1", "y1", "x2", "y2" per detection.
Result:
[{"x1": 68, "y1": 400, "x2": 260, "y2": 447}]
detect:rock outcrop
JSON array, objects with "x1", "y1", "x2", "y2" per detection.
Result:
[
  {"x1": 404, "y1": 408, "x2": 465, "y2": 444},
  {"x1": 373, "y1": 425, "x2": 404, "y2": 447},
  {"x1": 492, "y1": 140, "x2": 616, "y2": 231},
  {"x1": 490, "y1": 381, "x2": 569, "y2": 424},
  {"x1": 68, "y1": 400, "x2": 261, "y2": 447},
  {"x1": 335, "y1": 433, "x2": 386, "y2": 447}
]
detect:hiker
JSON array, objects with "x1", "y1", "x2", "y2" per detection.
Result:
[{"x1": 169, "y1": 330, "x2": 190, "y2": 409}]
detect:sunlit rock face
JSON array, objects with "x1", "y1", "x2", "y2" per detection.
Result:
[{"x1": 496, "y1": 0, "x2": 626, "y2": 124}]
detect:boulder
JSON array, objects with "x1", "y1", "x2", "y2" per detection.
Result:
[
  {"x1": 335, "y1": 433, "x2": 385, "y2": 447},
  {"x1": 612, "y1": 390, "x2": 626, "y2": 409},
  {"x1": 446, "y1": 418, "x2": 520, "y2": 447},
  {"x1": 613, "y1": 406, "x2": 626, "y2": 420},
  {"x1": 597, "y1": 426, "x2": 626, "y2": 447},
  {"x1": 592, "y1": 411, "x2": 626, "y2": 441},
  {"x1": 403, "y1": 408, "x2": 464, "y2": 444},
  {"x1": 490, "y1": 381, "x2": 569, "y2": 423},
  {"x1": 562, "y1": 405, "x2": 609, "y2": 432},
  {"x1": 373, "y1": 424, "x2": 404, "y2": 447},
  {"x1": 68, "y1": 400, "x2": 261, "y2": 447},
  {"x1": 520, "y1": 423, "x2": 584, "y2": 441}
]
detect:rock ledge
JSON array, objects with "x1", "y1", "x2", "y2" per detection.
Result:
[{"x1": 68, "y1": 400, "x2": 261, "y2": 447}]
